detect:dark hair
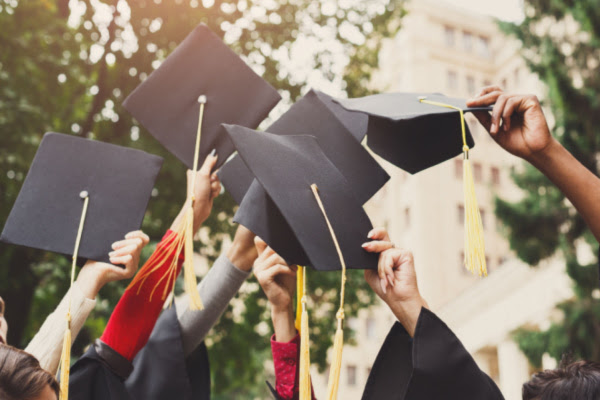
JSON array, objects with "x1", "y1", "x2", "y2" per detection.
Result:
[
  {"x1": 0, "y1": 344, "x2": 59, "y2": 400},
  {"x1": 522, "y1": 359, "x2": 600, "y2": 400}
]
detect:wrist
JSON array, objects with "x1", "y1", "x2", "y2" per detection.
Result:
[
  {"x1": 271, "y1": 303, "x2": 296, "y2": 342},
  {"x1": 227, "y1": 240, "x2": 257, "y2": 272},
  {"x1": 525, "y1": 137, "x2": 562, "y2": 168},
  {"x1": 388, "y1": 295, "x2": 428, "y2": 337},
  {"x1": 75, "y1": 272, "x2": 103, "y2": 300}
]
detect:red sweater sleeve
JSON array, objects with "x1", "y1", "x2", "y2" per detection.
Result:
[
  {"x1": 271, "y1": 332, "x2": 317, "y2": 400},
  {"x1": 100, "y1": 230, "x2": 183, "y2": 361}
]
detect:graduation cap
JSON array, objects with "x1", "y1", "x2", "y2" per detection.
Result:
[
  {"x1": 122, "y1": 23, "x2": 281, "y2": 170},
  {"x1": 123, "y1": 23, "x2": 280, "y2": 310},
  {"x1": 219, "y1": 89, "x2": 388, "y2": 206},
  {"x1": 0, "y1": 132, "x2": 163, "y2": 399},
  {"x1": 335, "y1": 92, "x2": 492, "y2": 277},
  {"x1": 224, "y1": 124, "x2": 377, "y2": 400}
]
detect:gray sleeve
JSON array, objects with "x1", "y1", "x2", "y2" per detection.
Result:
[{"x1": 176, "y1": 253, "x2": 251, "y2": 356}]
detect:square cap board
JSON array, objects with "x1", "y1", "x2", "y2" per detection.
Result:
[
  {"x1": 224, "y1": 125, "x2": 378, "y2": 271},
  {"x1": 333, "y1": 93, "x2": 493, "y2": 174},
  {"x1": 123, "y1": 23, "x2": 282, "y2": 170},
  {"x1": 1, "y1": 132, "x2": 163, "y2": 264}
]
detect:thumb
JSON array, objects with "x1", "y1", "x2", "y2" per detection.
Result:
[{"x1": 254, "y1": 236, "x2": 268, "y2": 256}]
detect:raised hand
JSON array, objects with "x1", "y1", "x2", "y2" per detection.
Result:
[
  {"x1": 363, "y1": 228, "x2": 427, "y2": 337},
  {"x1": 188, "y1": 152, "x2": 222, "y2": 231},
  {"x1": 467, "y1": 86, "x2": 554, "y2": 161},
  {"x1": 76, "y1": 230, "x2": 150, "y2": 299},
  {"x1": 253, "y1": 237, "x2": 297, "y2": 342}
]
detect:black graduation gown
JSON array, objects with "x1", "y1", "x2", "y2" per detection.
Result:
[
  {"x1": 69, "y1": 306, "x2": 211, "y2": 400},
  {"x1": 267, "y1": 308, "x2": 504, "y2": 400}
]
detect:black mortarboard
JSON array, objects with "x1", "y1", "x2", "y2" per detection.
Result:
[
  {"x1": 334, "y1": 93, "x2": 492, "y2": 174},
  {"x1": 223, "y1": 125, "x2": 377, "y2": 271},
  {"x1": 219, "y1": 89, "x2": 389, "y2": 206},
  {"x1": 0, "y1": 132, "x2": 163, "y2": 264},
  {"x1": 123, "y1": 23, "x2": 281, "y2": 170}
]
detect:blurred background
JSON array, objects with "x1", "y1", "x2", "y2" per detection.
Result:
[{"x1": 1, "y1": 0, "x2": 599, "y2": 399}]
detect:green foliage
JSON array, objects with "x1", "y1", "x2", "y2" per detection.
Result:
[
  {"x1": 0, "y1": 0, "x2": 405, "y2": 396},
  {"x1": 498, "y1": 0, "x2": 600, "y2": 367}
]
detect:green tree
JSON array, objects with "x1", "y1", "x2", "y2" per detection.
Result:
[
  {"x1": 497, "y1": 0, "x2": 600, "y2": 368},
  {"x1": 0, "y1": 0, "x2": 405, "y2": 396}
]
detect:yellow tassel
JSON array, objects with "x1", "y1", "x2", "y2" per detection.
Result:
[
  {"x1": 184, "y1": 205, "x2": 203, "y2": 310},
  {"x1": 126, "y1": 99, "x2": 209, "y2": 309},
  {"x1": 295, "y1": 266, "x2": 304, "y2": 333},
  {"x1": 326, "y1": 313, "x2": 344, "y2": 400},
  {"x1": 418, "y1": 97, "x2": 487, "y2": 277},
  {"x1": 463, "y1": 153, "x2": 487, "y2": 276},
  {"x1": 299, "y1": 266, "x2": 311, "y2": 400},
  {"x1": 58, "y1": 317, "x2": 71, "y2": 400}
]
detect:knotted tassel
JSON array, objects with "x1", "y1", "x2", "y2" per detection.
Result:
[
  {"x1": 58, "y1": 191, "x2": 90, "y2": 400},
  {"x1": 418, "y1": 97, "x2": 487, "y2": 276},
  {"x1": 299, "y1": 267, "x2": 311, "y2": 400},
  {"x1": 126, "y1": 96, "x2": 209, "y2": 309},
  {"x1": 310, "y1": 184, "x2": 348, "y2": 400}
]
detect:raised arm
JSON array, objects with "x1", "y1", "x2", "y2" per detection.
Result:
[
  {"x1": 467, "y1": 87, "x2": 600, "y2": 243},
  {"x1": 24, "y1": 231, "x2": 148, "y2": 375}
]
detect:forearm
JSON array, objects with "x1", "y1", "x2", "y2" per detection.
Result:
[
  {"x1": 272, "y1": 305, "x2": 296, "y2": 343},
  {"x1": 101, "y1": 230, "x2": 183, "y2": 361},
  {"x1": 176, "y1": 254, "x2": 251, "y2": 355},
  {"x1": 529, "y1": 139, "x2": 600, "y2": 242},
  {"x1": 25, "y1": 283, "x2": 96, "y2": 374}
]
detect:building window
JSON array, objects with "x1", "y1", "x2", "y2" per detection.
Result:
[
  {"x1": 498, "y1": 256, "x2": 507, "y2": 267},
  {"x1": 473, "y1": 162, "x2": 483, "y2": 183},
  {"x1": 480, "y1": 208, "x2": 486, "y2": 229},
  {"x1": 366, "y1": 367, "x2": 372, "y2": 377},
  {"x1": 483, "y1": 79, "x2": 492, "y2": 87},
  {"x1": 444, "y1": 26, "x2": 455, "y2": 47},
  {"x1": 501, "y1": 78, "x2": 507, "y2": 90},
  {"x1": 478, "y1": 36, "x2": 491, "y2": 58},
  {"x1": 347, "y1": 365, "x2": 357, "y2": 386},
  {"x1": 466, "y1": 75, "x2": 476, "y2": 95},
  {"x1": 454, "y1": 159, "x2": 463, "y2": 179},
  {"x1": 463, "y1": 31, "x2": 473, "y2": 52},
  {"x1": 459, "y1": 251, "x2": 466, "y2": 272},
  {"x1": 514, "y1": 68, "x2": 520, "y2": 85},
  {"x1": 491, "y1": 167, "x2": 500, "y2": 186},
  {"x1": 485, "y1": 256, "x2": 491, "y2": 271},
  {"x1": 366, "y1": 317, "x2": 376, "y2": 340},
  {"x1": 458, "y1": 205, "x2": 465, "y2": 225},
  {"x1": 447, "y1": 70, "x2": 458, "y2": 91}
]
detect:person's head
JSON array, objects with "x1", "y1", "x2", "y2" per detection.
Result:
[
  {"x1": 522, "y1": 359, "x2": 600, "y2": 400},
  {"x1": 0, "y1": 296, "x2": 7, "y2": 345},
  {"x1": 0, "y1": 344, "x2": 59, "y2": 400}
]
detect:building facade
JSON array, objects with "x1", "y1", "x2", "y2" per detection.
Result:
[{"x1": 310, "y1": 1, "x2": 573, "y2": 399}]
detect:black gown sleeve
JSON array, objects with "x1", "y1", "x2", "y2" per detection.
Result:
[
  {"x1": 68, "y1": 339, "x2": 134, "y2": 400},
  {"x1": 125, "y1": 305, "x2": 211, "y2": 400},
  {"x1": 362, "y1": 308, "x2": 505, "y2": 400}
]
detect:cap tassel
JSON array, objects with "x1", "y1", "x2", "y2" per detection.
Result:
[
  {"x1": 58, "y1": 192, "x2": 90, "y2": 400},
  {"x1": 126, "y1": 99, "x2": 208, "y2": 309},
  {"x1": 295, "y1": 266, "x2": 304, "y2": 332},
  {"x1": 310, "y1": 184, "x2": 347, "y2": 400},
  {"x1": 58, "y1": 317, "x2": 71, "y2": 400},
  {"x1": 299, "y1": 267, "x2": 311, "y2": 400},
  {"x1": 419, "y1": 98, "x2": 487, "y2": 276}
]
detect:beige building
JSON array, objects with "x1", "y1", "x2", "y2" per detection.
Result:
[{"x1": 310, "y1": 1, "x2": 574, "y2": 399}]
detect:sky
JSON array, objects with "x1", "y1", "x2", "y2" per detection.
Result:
[{"x1": 444, "y1": 0, "x2": 524, "y2": 22}]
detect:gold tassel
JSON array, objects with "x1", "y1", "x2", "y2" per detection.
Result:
[
  {"x1": 126, "y1": 97, "x2": 208, "y2": 309},
  {"x1": 463, "y1": 152, "x2": 487, "y2": 276},
  {"x1": 295, "y1": 266, "x2": 304, "y2": 333},
  {"x1": 299, "y1": 267, "x2": 311, "y2": 400},
  {"x1": 59, "y1": 316, "x2": 71, "y2": 400},
  {"x1": 310, "y1": 184, "x2": 348, "y2": 400},
  {"x1": 419, "y1": 97, "x2": 487, "y2": 276},
  {"x1": 58, "y1": 192, "x2": 90, "y2": 400},
  {"x1": 326, "y1": 313, "x2": 344, "y2": 400}
]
